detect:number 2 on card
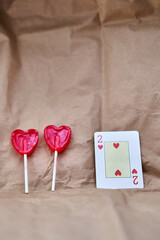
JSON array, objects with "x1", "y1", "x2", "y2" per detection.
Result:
[
  {"x1": 97, "y1": 135, "x2": 102, "y2": 143},
  {"x1": 133, "y1": 176, "x2": 138, "y2": 185}
]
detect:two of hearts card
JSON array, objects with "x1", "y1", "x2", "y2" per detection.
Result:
[{"x1": 94, "y1": 131, "x2": 144, "y2": 189}]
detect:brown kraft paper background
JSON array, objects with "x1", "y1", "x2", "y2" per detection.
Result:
[{"x1": 0, "y1": 1, "x2": 160, "y2": 239}]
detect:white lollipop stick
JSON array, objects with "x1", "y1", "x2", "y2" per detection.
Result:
[
  {"x1": 52, "y1": 151, "x2": 58, "y2": 191},
  {"x1": 23, "y1": 139, "x2": 28, "y2": 194},
  {"x1": 24, "y1": 154, "x2": 28, "y2": 194}
]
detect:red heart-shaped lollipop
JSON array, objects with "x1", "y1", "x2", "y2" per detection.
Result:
[
  {"x1": 11, "y1": 129, "x2": 39, "y2": 156},
  {"x1": 44, "y1": 125, "x2": 71, "y2": 153}
]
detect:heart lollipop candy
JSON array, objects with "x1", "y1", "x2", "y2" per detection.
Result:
[
  {"x1": 11, "y1": 129, "x2": 39, "y2": 193},
  {"x1": 11, "y1": 129, "x2": 39, "y2": 156},
  {"x1": 44, "y1": 125, "x2": 71, "y2": 153},
  {"x1": 44, "y1": 125, "x2": 71, "y2": 191}
]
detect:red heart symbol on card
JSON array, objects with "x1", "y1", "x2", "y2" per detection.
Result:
[
  {"x1": 113, "y1": 143, "x2": 119, "y2": 149},
  {"x1": 44, "y1": 125, "x2": 71, "y2": 153},
  {"x1": 115, "y1": 170, "x2": 121, "y2": 176},
  {"x1": 11, "y1": 129, "x2": 39, "y2": 156},
  {"x1": 132, "y1": 169, "x2": 137, "y2": 174},
  {"x1": 98, "y1": 145, "x2": 103, "y2": 150}
]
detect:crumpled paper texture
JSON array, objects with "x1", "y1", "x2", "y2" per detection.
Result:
[{"x1": 0, "y1": 1, "x2": 160, "y2": 239}]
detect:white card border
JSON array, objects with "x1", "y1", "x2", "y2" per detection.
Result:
[{"x1": 94, "y1": 131, "x2": 144, "y2": 189}]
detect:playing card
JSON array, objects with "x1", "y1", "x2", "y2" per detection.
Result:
[{"x1": 94, "y1": 131, "x2": 144, "y2": 189}]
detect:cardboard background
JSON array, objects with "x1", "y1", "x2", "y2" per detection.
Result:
[{"x1": 0, "y1": 1, "x2": 160, "y2": 239}]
